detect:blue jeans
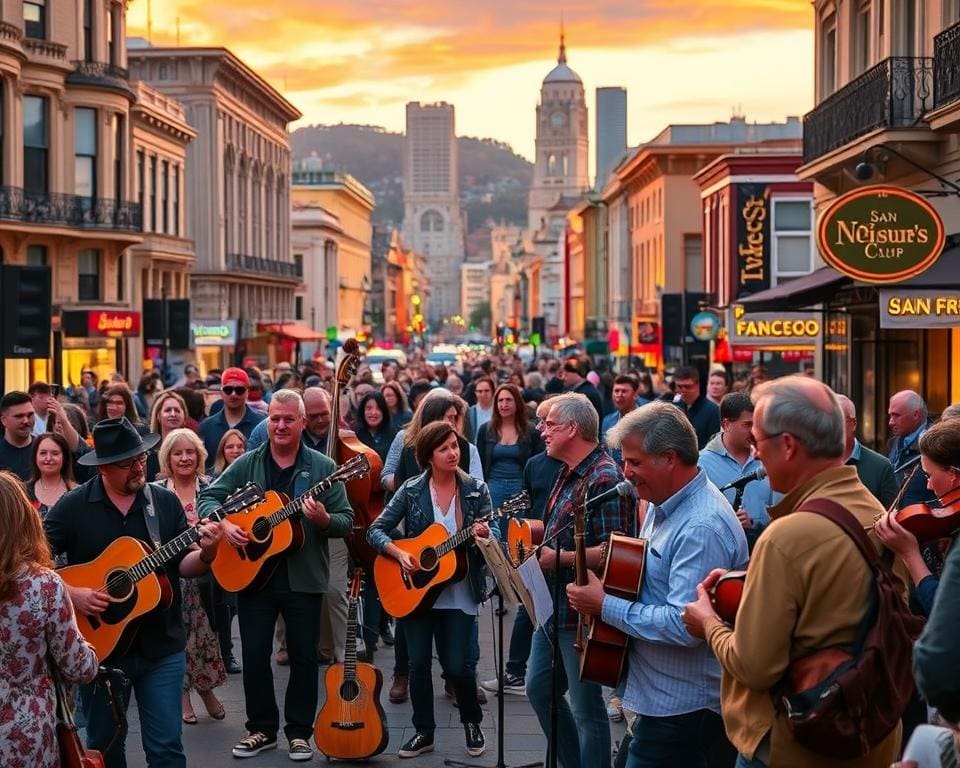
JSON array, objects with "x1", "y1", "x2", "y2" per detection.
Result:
[
  {"x1": 625, "y1": 709, "x2": 724, "y2": 768},
  {"x1": 404, "y1": 609, "x2": 483, "y2": 733},
  {"x1": 734, "y1": 752, "x2": 769, "y2": 768},
  {"x1": 81, "y1": 651, "x2": 187, "y2": 768},
  {"x1": 506, "y1": 604, "x2": 534, "y2": 678},
  {"x1": 526, "y1": 627, "x2": 610, "y2": 768}
]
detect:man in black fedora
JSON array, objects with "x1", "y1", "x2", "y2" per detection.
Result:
[{"x1": 44, "y1": 417, "x2": 223, "y2": 768}]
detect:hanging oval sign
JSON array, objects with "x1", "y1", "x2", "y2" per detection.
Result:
[{"x1": 816, "y1": 186, "x2": 944, "y2": 284}]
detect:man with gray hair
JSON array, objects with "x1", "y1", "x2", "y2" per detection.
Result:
[
  {"x1": 837, "y1": 394, "x2": 897, "y2": 508},
  {"x1": 887, "y1": 389, "x2": 935, "y2": 507},
  {"x1": 568, "y1": 401, "x2": 747, "y2": 766},
  {"x1": 683, "y1": 376, "x2": 901, "y2": 767},
  {"x1": 525, "y1": 392, "x2": 635, "y2": 768}
]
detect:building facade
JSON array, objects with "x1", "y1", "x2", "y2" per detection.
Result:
[
  {"x1": 402, "y1": 101, "x2": 465, "y2": 324},
  {"x1": 0, "y1": 0, "x2": 145, "y2": 390},
  {"x1": 128, "y1": 46, "x2": 302, "y2": 369},
  {"x1": 290, "y1": 198, "x2": 341, "y2": 361},
  {"x1": 595, "y1": 86, "x2": 627, "y2": 190}
]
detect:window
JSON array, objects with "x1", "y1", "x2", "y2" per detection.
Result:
[
  {"x1": 173, "y1": 165, "x2": 180, "y2": 235},
  {"x1": 149, "y1": 156, "x2": 157, "y2": 232},
  {"x1": 295, "y1": 295, "x2": 304, "y2": 320},
  {"x1": 420, "y1": 210, "x2": 443, "y2": 232},
  {"x1": 78, "y1": 249, "x2": 101, "y2": 301},
  {"x1": 23, "y1": 96, "x2": 47, "y2": 195},
  {"x1": 82, "y1": 0, "x2": 93, "y2": 61},
  {"x1": 821, "y1": 13, "x2": 838, "y2": 96},
  {"x1": 946, "y1": 0, "x2": 960, "y2": 27},
  {"x1": 75, "y1": 108, "x2": 97, "y2": 199},
  {"x1": 773, "y1": 199, "x2": 814, "y2": 281},
  {"x1": 113, "y1": 115, "x2": 124, "y2": 205},
  {"x1": 853, "y1": 4, "x2": 871, "y2": 76},
  {"x1": 293, "y1": 252, "x2": 303, "y2": 278},
  {"x1": 161, "y1": 160, "x2": 169, "y2": 233},
  {"x1": 136, "y1": 150, "x2": 145, "y2": 205},
  {"x1": 26, "y1": 245, "x2": 47, "y2": 265},
  {"x1": 107, "y1": 6, "x2": 116, "y2": 65},
  {"x1": 23, "y1": 0, "x2": 44, "y2": 38}
]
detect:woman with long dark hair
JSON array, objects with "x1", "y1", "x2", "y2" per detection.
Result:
[
  {"x1": 382, "y1": 381, "x2": 413, "y2": 430},
  {"x1": 27, "y1": 432, "x2": 77, "y2": 518},
  {"x1": 96, "y1": 383, "x2": 147, "y2": 430},
  {"x1": 356, "y1": 391, "x2": 398, "y2": 464}
]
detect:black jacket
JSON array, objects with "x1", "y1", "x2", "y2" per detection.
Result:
[
  {"x1": 673, "y1": 394, "x2": 721, "y2": 449},
  {"x1": 475, "y1": 422, "x2": 544, "y2": 479}
]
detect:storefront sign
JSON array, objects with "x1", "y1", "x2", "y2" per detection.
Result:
[
  {"x1": 879, "y1": 289, "x2": 960, "y2": 328},
  {"x1": 729, "y1": 305, "x2": 846, "y2": 346},
  {"x1": 690, "y1": 311, "x2": 721, "y2": 341},
  {"x1": 735, "y1": 184, "x2": 771, "y2": 297},
  {"x1": 61, "y1": 310, "x2": 141, "y2": 338},
  {"x1": 190, "y1": 320, "x2": 237, "y2": 347},
  {"x1": 817, "y1": 186, "x2": 944, "y2": 283}
]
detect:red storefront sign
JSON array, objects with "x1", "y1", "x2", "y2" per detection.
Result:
[{"x1": 87, "y1": 310, "x2": 140, "y2": 338}]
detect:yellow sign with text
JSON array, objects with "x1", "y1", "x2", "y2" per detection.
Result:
[{"x1": 880, "y1": 290, "x2": 960, "y2": 328}]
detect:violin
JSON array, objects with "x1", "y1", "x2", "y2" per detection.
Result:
[
  {"x1": 893, "y1": 485, "x2": 960, "y2": 542},
  {"x1": 327, "y1": 339, "x2": 384, "y2": 568},
  {"x1": 711, "y1": 570, "x2": 746, "y2": 626}
]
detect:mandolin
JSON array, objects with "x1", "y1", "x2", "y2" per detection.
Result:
[
  {"x1": 507, "y1": 517, "x2": 544, "y2": 566},
  {"x1": 374, "y1": 491, "x2": 529, "y2": 618},
  {"x1": 576, "y1": 531, "x2": 646, "y2": 687},
  {"x1": 313, "y1": 569, "x2": 389, "y2": 761},
  {"x1": 59, "y1": 483, "x2": 263, "y2": 660},
  {"x1": 711, "y1": 570, "x2": 747, "y2": 626},
  {"x1": 210, "y1": 455, "x2": 370, "y2": 592}
]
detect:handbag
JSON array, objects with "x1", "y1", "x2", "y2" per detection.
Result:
[
  {"x1": 773, "y1": 498, "x2": 925, "y2": 759},
  {"x1": 49, "y1": 658, "x2": 105, "y2": 768}
]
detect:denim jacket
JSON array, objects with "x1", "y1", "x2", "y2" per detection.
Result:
[{"x1": 368, "y1": 468, "x2": 492, "y2": 605}]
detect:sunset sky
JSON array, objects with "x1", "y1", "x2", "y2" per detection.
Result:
[{"x1": 127, "y1": 0, "x2": 814, "y2": 166}]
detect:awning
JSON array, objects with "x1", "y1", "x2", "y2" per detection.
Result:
[
  {"x1": 736, "y1": 267, "x2": 852, "y2": 311},
  {"x1": 258, "y1": 322, "x2": 324, "y2": 341},
  {"x1": 894, "y1": 246, "x2": 960, "y2": 288}
]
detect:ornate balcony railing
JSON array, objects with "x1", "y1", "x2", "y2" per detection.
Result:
[
  {"x1": 67, "y1": 60, "x2": 134, "y2": 97},
  {"x1": 225, "y1": 253, "x2": 299, "y2": 278},
  {"x1": 803, "y1": 57, "x2": 934, "y2": 164},
  {"x1": 0, "y1": 21, "x2": 22, "y2": 47},
  {"x1": 935, "y1": 22, "x2": 960, "y2": 108},
  {"x1": 22, "y1": 37, "x2": 67, "y2": 60},
  {"x1": 0, "y1": 186, "x2": 142, "y2": 232}
]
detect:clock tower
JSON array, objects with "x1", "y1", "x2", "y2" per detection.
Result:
[{"x1": 528, "y1": 30, "x2": 589, "y2": 233}]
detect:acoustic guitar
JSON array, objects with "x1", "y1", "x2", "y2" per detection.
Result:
[
  {"x1": 211, "y1": 455, "x2": 370, "y2": 592},
  {"x1": 59, "y1": 483, "x2": 263, "y2": 661},
  {"x1": 375, "y1": 491, "x2": 529, "y2": 618},
  {"x1": 711, "y1": 570, "x2": 747, "y2": 626},
  {"x1": 313, "y1": 569, "x2": 389, "y2": 760},
  {"x1": 576, "y1": 531, "x2": 646, "y2": 688},
  {"x1": 507, "y1": 517, "x2": 544, "y2": 566}
]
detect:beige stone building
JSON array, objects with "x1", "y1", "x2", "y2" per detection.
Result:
[
  {"x1": 291, "y1": 162, "x2": 375, "y2": 344},
  {"x1": 0, "y1": 0, "x2": 145, "y2": 390},
  {"x1": 128, "y1": 46, "x2": 302, "y2": 370}
]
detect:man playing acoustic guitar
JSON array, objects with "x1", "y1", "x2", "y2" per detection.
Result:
[{"x1": 567, "y1": 402, "x2": 747, "y2": 768}]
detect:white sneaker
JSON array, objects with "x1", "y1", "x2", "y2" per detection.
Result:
[{"x1": 480, "y1": 673, "x2": 526, "y2": 695}]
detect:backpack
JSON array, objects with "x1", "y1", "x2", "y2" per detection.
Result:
[{"x1": 773, "y1": 498, "x2": 925, "y2": 759}]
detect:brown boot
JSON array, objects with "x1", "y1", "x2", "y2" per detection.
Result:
[{"x1": 389, "y1": 675, "x2": 409, "y2": 704}]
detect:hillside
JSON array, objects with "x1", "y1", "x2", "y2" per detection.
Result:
[{"x1": 289, "y1": 124, "x2": 533, "y2": 227}]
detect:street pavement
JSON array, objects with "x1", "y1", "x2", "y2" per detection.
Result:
[{"x1": 124, "y1": 604, "x2": 627, "y2": 767}]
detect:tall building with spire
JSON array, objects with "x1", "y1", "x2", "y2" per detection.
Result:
[
  {"x1": 527, "y1": 30, "x2": 590, "y2": 235},
  {"x1": 402, "y1": 102, "x2": 466, "y2": 324}
]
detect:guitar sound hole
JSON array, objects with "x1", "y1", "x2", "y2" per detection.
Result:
[
  {"x1": 339, "y1": 680, "x2": 360, "y2": 702},
  {"x1": 251, "y1": 517, "x2": 270, "y2": 541},
  {"x1": 105, "y1": 569, "x2": 134, "y2": 600},
  {"x1": 419, "y1": 547, "x2": 438, "y2": 571}
]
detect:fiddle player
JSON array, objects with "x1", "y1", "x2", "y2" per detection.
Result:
[
  {"x1": 198, "y1": 390, "x2": 354, "y2": 762},
  {"x1": 526, "y1": 393, "x2": 635, "y2": 768},
  {"x1": 567, "y1": 401, "x2": 746, "y2": 767}
]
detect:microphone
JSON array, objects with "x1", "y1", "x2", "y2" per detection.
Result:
[
  {"x1": 585, "y1": 480, "x2": 633, "y2": 508},
  {"x1": 719, "y1": 466, "x2": 767, "y2": 492}
]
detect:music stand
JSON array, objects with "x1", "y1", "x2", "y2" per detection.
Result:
[{"x1": 443, "y1": 538, "x2": 542, "y2": 768}]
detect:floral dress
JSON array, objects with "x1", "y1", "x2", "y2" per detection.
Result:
[
  {"x1": 0, "y1": 568, "x2": 99, "y2": 768},
  {"x1": 153, "y1": 478, "x2": 227, "y2": 694}
]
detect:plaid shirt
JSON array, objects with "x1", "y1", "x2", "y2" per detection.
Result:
[{"x1": 543, "y1": 445, "x2": 637, "y2": 631}]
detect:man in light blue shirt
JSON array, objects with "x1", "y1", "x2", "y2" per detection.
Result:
[
  {"x1": 568, "y1": 401, "x2": 748, "y2": 767},
  {"x1": 699, "y1": 391, "x2": 779, "y2": 551}
]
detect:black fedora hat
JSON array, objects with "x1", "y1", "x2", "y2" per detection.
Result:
[{"x1": 78, "y1": 417, "x2": 161, "y2": 467}]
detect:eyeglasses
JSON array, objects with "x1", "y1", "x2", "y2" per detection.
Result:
[
  {"x1": 111, "y1": 451, "x2": 151, "y2": 470},
  {"x1": 753, "y1": 432, "x2": 786, "y2": 445},
  {"x1": 541, "y1": 420, "x2": 571, "y2": 432},
  {"x1": 222, "y1": 386, "x2": 247, "y2": 396}
]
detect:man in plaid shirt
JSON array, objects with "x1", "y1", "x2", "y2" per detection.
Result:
[{"x1": 526, "y1": 393, "x2": 637, "y2": 768}]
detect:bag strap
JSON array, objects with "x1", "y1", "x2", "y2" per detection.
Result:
[
  {"x1": 47, "y1": 654, "x2": 76, "y2": 726},
  {"x1": 797, "y1": 498, "x2": 879, "y2": 570},
  {"x1": 141, "y1": 482, "x2": 162, "y2": 552}
]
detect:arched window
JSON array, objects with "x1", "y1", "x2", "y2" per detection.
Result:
[
  {"x1": 547, "y1": 154, "x2": 558, "y2": 176},
  {"x1": 420, "y1": 210, "x2": 443, "y2": 232}
]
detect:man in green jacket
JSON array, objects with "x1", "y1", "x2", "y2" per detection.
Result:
[{"x1": 198, "y1": 389, "x2": 353, "y2": 762}]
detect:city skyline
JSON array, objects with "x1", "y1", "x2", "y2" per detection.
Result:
[{"x1": 126, "y1": 0, "x2": 814, "y2": 166}]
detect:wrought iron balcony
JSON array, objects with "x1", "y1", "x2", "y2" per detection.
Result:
[
  {"x1": 935, "y1": 22, "x2": 960, "y2": 108},
  {"x1": 802, "y1": 57, "x2": 934, "y2": 164},
  {"x1": 225, "y1": 253, "x2": 299, "y2": 278},
  {"x1": 67, "y1": 60, "x2": 134, "y2": 97},
  {"x1": 0, "y1": 186, "x2": 142, "y2": 232}
]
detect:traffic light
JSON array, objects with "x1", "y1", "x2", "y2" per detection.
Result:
[{"x1": 1, "y1": 265, "x2": 51, "y2": 358}]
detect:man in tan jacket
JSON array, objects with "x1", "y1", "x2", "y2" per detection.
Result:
[{"x1": 682, "y1": 376, "x2": 901, "y2": 768}]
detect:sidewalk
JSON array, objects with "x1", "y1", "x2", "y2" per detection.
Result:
[{"x1": 124, "y1": 604, "x2": 627, "y2": 766}]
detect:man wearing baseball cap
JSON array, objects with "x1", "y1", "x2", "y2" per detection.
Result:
[{"x1": 198, "y1": 367, "x2": 266, "y2": 472}]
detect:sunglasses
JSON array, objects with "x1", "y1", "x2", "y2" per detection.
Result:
[{"x1": 222, "y1": 386, "x2": 247, "y2": 395}]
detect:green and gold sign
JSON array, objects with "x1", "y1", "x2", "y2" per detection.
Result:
[{"x1": 816, "y1": 186, "x2": 944, "y2": 284}]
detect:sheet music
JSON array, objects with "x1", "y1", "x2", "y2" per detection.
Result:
[
  {"x1": 476, "y1": 536, "x2": 520, "y2": 607},
  {"x1": 517, "y1": 555, "x2": 554, "y2": 629}
]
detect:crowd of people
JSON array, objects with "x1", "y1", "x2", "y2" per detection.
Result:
[{"x1": 0, "y1": 348, "x2": 957, "y2": 768}]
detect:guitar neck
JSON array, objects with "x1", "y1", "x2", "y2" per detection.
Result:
[
  {"x1": 267, "y1": 477, "x2": 338, "y2": 529},
  {"x1": 343, "y1": 595, "x2": 359, "y2": 681},
  {"x1": 127, "y1": 514, "x2": 216, "y2": 582}
]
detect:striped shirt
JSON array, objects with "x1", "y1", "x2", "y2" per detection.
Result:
[{"x1": 601, "y1": 470, "x2": 748, "y2": 716}]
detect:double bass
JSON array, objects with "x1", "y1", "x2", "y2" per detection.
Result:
[{"x1": 328, "y1": 339, "x2": 384, "y2": 568}]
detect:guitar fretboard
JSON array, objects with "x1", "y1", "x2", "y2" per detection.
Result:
[
  {"x1": 127, "y1": 507, "x2": 226, "y2": 581},
  {"x1": 267, "y1": 476, "x2": 338, "y2": 528},
  {"x1": 343, "y1": 595, "x2": 359, "y2": 681}
]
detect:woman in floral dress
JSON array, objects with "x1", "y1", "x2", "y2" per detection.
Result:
[
  {"x1": 152, "y1": 428, "x2": 227, "y2": 723},
  {"x1": 0, "y1": 470, "x2": 99, "y2": 767}
]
